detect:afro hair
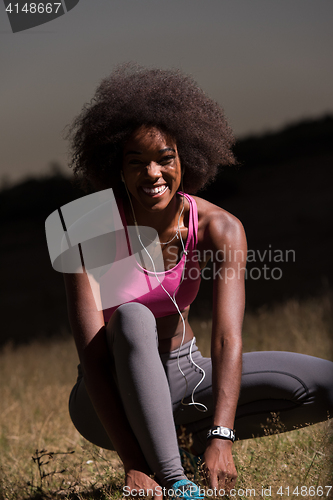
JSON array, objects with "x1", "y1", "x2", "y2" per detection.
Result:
[{"x1": 67, "y1": 63, "x2": 236, "y2": 194}]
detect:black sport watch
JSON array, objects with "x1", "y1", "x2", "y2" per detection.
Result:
[{"x1": 207, "y1": 426, "x2": 236, "y2": 443}]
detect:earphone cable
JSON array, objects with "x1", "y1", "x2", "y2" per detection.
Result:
[{"x1": 123, "y1": 184, "x2": 207, "y2": 412}]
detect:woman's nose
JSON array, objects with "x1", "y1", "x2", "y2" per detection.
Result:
[{"x1": 146, "y1": 162, "x2": 162, "y2": 178}]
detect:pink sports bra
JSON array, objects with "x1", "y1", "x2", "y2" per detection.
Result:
[{"x1": 102, "y1": 193, "x2": 202, "y2": 322}]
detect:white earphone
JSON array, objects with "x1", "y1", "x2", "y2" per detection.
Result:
[{"x1": 122, "y1": 179, "x2": 207, "y2": 413}]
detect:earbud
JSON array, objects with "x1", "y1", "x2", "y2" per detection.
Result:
[{"x1": 121, "y1": 171, "x2": 125, "y2": 183}]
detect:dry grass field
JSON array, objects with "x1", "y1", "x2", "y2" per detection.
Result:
[{"x1": 0, "y1": 295, "x2": 332, "y2": 499}]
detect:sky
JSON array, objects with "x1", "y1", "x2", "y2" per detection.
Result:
[{"x1": 1, "y1": 0, "x2": 333, "y2": 185}]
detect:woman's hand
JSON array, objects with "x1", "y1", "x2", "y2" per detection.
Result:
[
  {"x1": 125, "y1": 468, "x2": 163, "y2": 498},
  {"x1": 202, "y1": 439, "x2": 237, "y2": 493}
]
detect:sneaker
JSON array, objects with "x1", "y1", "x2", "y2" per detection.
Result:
[{"x1": 170, "y1": 479, "x2": 204, "y2": 499}]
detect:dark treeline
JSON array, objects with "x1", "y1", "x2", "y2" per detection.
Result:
[
  {"x1": 202, "y1": 114, "x2": 333, "y2": 203},
  {"x1": 1, "y1": 115, "x2": 333, "y2": 345}
]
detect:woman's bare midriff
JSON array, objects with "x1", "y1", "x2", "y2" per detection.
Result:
[{"x1": 156, "y1": 306, "x2": 194, "y2": 354}]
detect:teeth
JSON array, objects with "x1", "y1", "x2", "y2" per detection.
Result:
[{"x1": 142, "y1": 185, "x2": 167, "y2": 195}]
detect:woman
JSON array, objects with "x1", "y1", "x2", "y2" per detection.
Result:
[{"x1": 64, "y1": 65, "x2": 333, "y2": 497}]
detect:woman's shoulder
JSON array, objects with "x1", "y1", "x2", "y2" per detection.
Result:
[
  {"x1": 191, "y1": 195, "x2": 243, "y2": 230},
  {"x1": 190, "y1": 195, "x2": 246, "y2": 248}
]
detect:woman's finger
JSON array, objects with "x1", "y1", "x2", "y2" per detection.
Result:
[{"x1": 221, "y1": 470, "x2": 237, "y2": 493}]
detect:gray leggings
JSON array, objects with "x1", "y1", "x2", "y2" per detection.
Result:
[{"x1": 69, "y1": 303, "x2": 333, "y2": 486}]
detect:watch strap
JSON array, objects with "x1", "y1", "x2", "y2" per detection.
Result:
[{"x1": 207, "y1": 426, "x2": 236, "y2": 442}]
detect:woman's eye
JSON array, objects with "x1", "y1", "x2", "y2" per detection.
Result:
[
  {"x1": 160, "y1": 156, "x2": 175, "y2": 164},
  {"x1": 128, "y1": 156, "x2": 175, "y2": 166},
  {"x1": 128, "y1": 159, "x2": 143, "y2": 165}
]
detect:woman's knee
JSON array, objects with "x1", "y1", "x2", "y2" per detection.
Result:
[
  {"x1": 310, "y1": 357, "x2": 333, "y2": 417},
  {"x1": 117, "y1": 302, "x2": 155, "y2": 319},
  {"x1": 107, "y1": 302, "x2": 157, "y2": 351}
]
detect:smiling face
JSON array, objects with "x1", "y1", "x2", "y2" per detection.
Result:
[{"x1": 122, "y1": 125, "x2": 182, "y2": 215}]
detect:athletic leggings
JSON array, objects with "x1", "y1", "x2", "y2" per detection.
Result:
[{"x1": 69, "y1": 303, "x2": 333, "y2": 487}]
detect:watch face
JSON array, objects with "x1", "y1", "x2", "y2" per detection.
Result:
[{"x1": 208, "y1": 427, "x2": 235, "y2": 441}]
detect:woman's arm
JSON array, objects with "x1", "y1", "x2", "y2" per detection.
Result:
[
  {"x1": 201, "y1": 207, "x2": 247, "y2": 491},
  {"x1": 64, "y1": 272, "x2": 162, "y2": 494}
]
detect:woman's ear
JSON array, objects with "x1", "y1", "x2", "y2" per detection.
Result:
[{"x1": 120, "y1": 171, "x2": 125, "y2": 182}]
